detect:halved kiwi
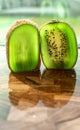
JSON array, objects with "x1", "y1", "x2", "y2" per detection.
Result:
[
  {"x1": 40, "y1": 20, "x2": 78, "y2": 69},
  {"x1": 6, "y1": 20, "x2": 40, "y2": 72}
]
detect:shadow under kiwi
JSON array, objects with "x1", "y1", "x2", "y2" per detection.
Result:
[
  {"x1": 8, "y1": 71, "x2": 41, "y2": 110},
  {"x1": 37, "y1": 69, "x2": 76, "y2": 108},
  {"x1": 8, "y1": 69, "x2": 76, "y2": 109}
]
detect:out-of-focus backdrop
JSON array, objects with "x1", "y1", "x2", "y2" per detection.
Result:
[{"x1": 0, "y1": 0, "x2": 80, "y2": 46}]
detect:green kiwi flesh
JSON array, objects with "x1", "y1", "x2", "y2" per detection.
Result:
[
  {"x1": 40, "y1": 21, "x2": 78, "y2": 69},
  {"x1": 8, "y1": 23, "x2": 40, "y2": 72}
]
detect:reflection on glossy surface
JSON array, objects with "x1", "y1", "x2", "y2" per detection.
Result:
[
  {"x1": 9, "y1": 69, "x2": 76, "y2": 109},
  {"x1": 40, "y1": 69, "x2": 76, "y2": 107},
  {"x1": 9, "y1": 71, "x2": 41, "y2": 89},
  {"x1": 9, "y1": 71, "x2": 40, "y2": 110},
  {"x1": 0, "y1": 48, "x2": 80, "y2": 129}
]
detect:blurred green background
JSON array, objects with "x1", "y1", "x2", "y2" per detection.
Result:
[{"x1": 0, "y1": 0, "x2": 80, "y2": 46}]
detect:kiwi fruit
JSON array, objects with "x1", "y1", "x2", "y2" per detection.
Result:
[
  {"x1": 6, "y1": 20, "x2": 40, "y2": 72},
  {"x1": 40, "y1": 20, "x2": 78, "y2": 69}
]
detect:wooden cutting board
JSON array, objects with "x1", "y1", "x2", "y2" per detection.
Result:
[{"x1": 0, "y1": 47, "x2": 80, "y2": 130}]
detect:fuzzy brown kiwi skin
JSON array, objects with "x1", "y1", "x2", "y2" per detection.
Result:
[
  {"x1": 40, "y1": 20, "x2": 78, "y2": 69},
  {"x1": 6, "y1": 19, "x2": 41, "y2": 72}
]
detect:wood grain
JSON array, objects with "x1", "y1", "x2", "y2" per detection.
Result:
[{"x1": 0, "y1": 47, "x2": 80, "y2": 130}]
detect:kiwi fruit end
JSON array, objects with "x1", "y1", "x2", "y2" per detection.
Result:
[
  {"x1": 40, "y1": 20, "x2": 78, "y2": 69},
  {"x1": 6, "y1": 20, "x2": 40, "y2": 72}
]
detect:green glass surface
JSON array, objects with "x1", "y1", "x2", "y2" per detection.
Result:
[
  {"x1": 9, "y1": 24, "x2": 40, "y2": 72},
  {"x1": 40, "y1": 22, "x2": 78, "y2": 69}
]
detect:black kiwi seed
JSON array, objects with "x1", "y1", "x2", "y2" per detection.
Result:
[
  {"x1": 44, "y1": 28, "x2": 69, "y2": 65},
  {"x1": 40, "y1": 21, "x2": 78, "y2": 69}
]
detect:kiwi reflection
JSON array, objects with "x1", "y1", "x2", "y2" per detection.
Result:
[
  {"x1": 39, "y1": 69, "x2": 76, "y2": 107},
  {"x1": 9, "y1": 71, "x2": 40, "y2": 110},
  {"x1": 9, "y1": 70, "x2": 76, "y2": 109}
]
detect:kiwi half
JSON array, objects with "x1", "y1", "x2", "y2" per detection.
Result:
[
  {"x1": 40, "y1": 20, "x2": 78, "y2": 69},
  {"x1": 6, "y1": 20, "x2": 40, "y2": 72}
]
